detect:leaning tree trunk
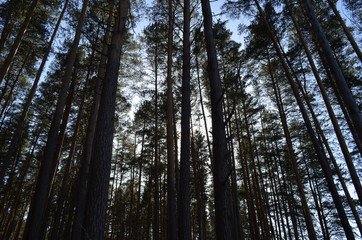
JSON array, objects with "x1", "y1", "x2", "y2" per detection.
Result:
[
  {"x1": 70, "y1": 3, "x2": 113, "y2": 239},
  {"x1": 254, "y1": 1, "x2": 355, "y2": 238},
  {"x1": 83, "y1": 0, "x2": 129, "y2": 239},
  {"x1": 0, "y1": 0, "x2": 38, "y2": 85},
  {"x1": 22, "y1": 0, "x2": 89, "y2": 239},
  {"x1": 50, "y1": 49, "x2": 94, "y2": 240},
  {"x1": 0, "y1": 0, "x2": 69, "y2": 191},
  {"x1": 326, "y1": 0, "x2": 362, "y2": 63},
  {"x1": 200, "y1": 0, "x2": 237, "y2": 239},
  {"x1": 285, "y1": 0, "x2": 362, "y2": 205},
  {"x1": 302, "y1": 0, "x2": 362, "y2": 149},
  {"x1": 266, "y1": 51, "x2": 317, "y2": 240}
]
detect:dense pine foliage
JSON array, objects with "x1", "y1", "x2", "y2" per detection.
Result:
[{"x1": 0, "y1": 0, "x2": 361, "y2": 239}]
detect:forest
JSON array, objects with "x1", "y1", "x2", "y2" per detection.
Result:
[{"x1": 0, "y1": 0, "x2": 361, "y2": 239}]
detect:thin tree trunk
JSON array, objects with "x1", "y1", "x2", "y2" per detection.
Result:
[
  {"x1": 267, "y1": 50, "x2": 317, "y2": 240},
  {"x1": 165, "y1": 0, "x2": 178, "y2": 239},
  {"x1": 50, "y1": 50, "x2": 93, "y2": 240},
  {"x1": 22, "y1": 0, "x2": 89, "y2": 238},
  {"x1": 0, "y1": 0, "x2": 39, "y2": 84},
  {"x1": 195, "y1": 53, "x2": 213, "y2": 166},
  {"x1": 179, "y1": 0, "x2": 191, "y2": 238},
  {"x1": 0, "y1": 0, "x2": 17, "y2": 53},
  {"x1": 153, "y1": 35, "x2": 160, "y2": 240},
  {"x1": 235, "y1": 109, "x2": 258, "y2": 239},
  {"x1": 84, "y1": 0, "x2": 129, "y2": 238},
  {"x1": 0, "y1": 51, "x2": 29, "y2": 122},
  {"x1": 190, "y1": 133, "x2": 208, "y2": 240},
  {"x1": 326, "y1": 0, "x2": 362, "y2": 63},
  {"x1": 0, "y1": 0, "x2": 69, "y2": 190}
]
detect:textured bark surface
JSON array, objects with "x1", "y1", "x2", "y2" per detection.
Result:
[
  {"x1": 200, "y1": 0, "x2": 236, "y2": 239},
  {"x1": 84, "y1": 0, "x2": 129, "y2": 238},
  {"x1": 179, "y1": 0, "x2": 191, "y2": 238},
  {"x1": 166, "y1": 0, "x2": 178, "y2": 239},
  {"x1": 70, "y1": 4, "x2": 113, "y2": 239}
]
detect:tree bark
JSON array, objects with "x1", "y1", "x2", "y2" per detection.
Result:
[
  {"x1": 200, "y1": 0, "x2": 237, "y2": 239},
  {"x1": 165, "y1": 0, "x2": 178, "y2": 239},
  {"x1": 179, "y1": 0, "x2": 191, "y2": 238},
  {"x1": 70, "y1": 4, "x2": 113, "y2": 239},
  {"x1": 83, "y1": 0, "x2": 129, "y2": 238}
]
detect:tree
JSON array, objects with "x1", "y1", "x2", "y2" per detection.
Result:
[
  {"x1": 200, "y1": 0, "x2": 237, "y2": 239},
  {"x1": 84, "y1": 0, "x2": 129, "y2": 238},
  {"x1": 22, "y1": 0, "x2": 89, "y2": 238},
  {"x1": 179, "y1": 0, "x2": 191, "y2": 238}
]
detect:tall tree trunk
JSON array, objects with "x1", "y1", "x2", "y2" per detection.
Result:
[
  {"x1": 286, "y1": 0, "x2": 362, "y2": 204},
  {"x1": 22, "y1": 0, "x2": 89, "y2": 238},
  {"x1": 153, "y1": 38, "x2": 160, "y2": 240},
  {"x1": 190, "y1": 133, "x2": 208, "y2": 240},
  {"x1": 0, "y1": 51, "x2": 29, "y2": 121},
  {"x1": 235, "y1": 109, "x2": 258, "y2": 239},
  {"x1": 0, "y1": 0, "x2": 69, "y2": 190},
  {"x1": 267, "y1": 50, "x2": 317, "y2": 240},
  {"x1": 70, "y1": 4, "x2": 113, "y2": 239},
  {"x1": 165, "y1": 0, "x2": 178, "y2": 239},
  {"x1": 195, "y1": 53, "x2": 213, "y2": 166},
  {"x1": 0, "y1": 0, "x2": 38, "y2": 84},
  {"x1": 84, "y1": 0, "x2": 129, "y2": 238},
  {"x1": 50, "y1": 50, "x2": 93, "y2": 240},
  {"x1": 200, "y1": 0, "x2": 236, "y2": 238},
  {"x1": 179, "y1": 0, "x2": 191, "y2": 238},
  {"x1": 302, "y1": 0, "x2": 362, "y2": 147},
  {"x1": 326, "y1": 0, "x2": 362, "y2": 63},
  {"x1": 254, "y1": 1, "x2": 355, "y2": 238},
  {"x1": 0, "y1": 0, "x2": 18, "y2": 53}
]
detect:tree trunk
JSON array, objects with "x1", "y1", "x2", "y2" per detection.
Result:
[
  {"x1": 83, "y1": 0, "x2": 129, "y2": 238},
  {"x1": 0, "y1": 0, "x2": 39, "y2": 85},
  {"x1": 267, "y1": 50, "x2": 317, "y2": 240},
  {"x1": 165, "y1": 0, "x2": 178, "y2": 239},
  {"x1": 254, "y1": 1, "x2": 355, "y2": 238},
  {"x1": 179, "y1": 0, "x2": 191, "y2": 238},
  {"x1": 302, "y1": 0, "x2": 362, "y2": 149},
  {"x1": 50, "y1": 49, "x2": 94, "y2": 240},
  {"x1": 70, "y1": 3, "x2": 113, "y2": 239},
  {"x1": 286, "y1": 0, "x2": 362, "y2": 204},
  {"x1": 200, "y1": 0, "x2": 236, "y2": 238},
  {"x1": 195, "y1": 53, "x2": 213, "y2": 166},
  {"x1": 22, "y1": 0, "x2": 89, "y2": 238},
  {"x1": 326, "y1": 0, "x2": 362, "y2": 63},
  {"x1": 0, "y1": 0, "x2": 68, "y2": 190}
]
